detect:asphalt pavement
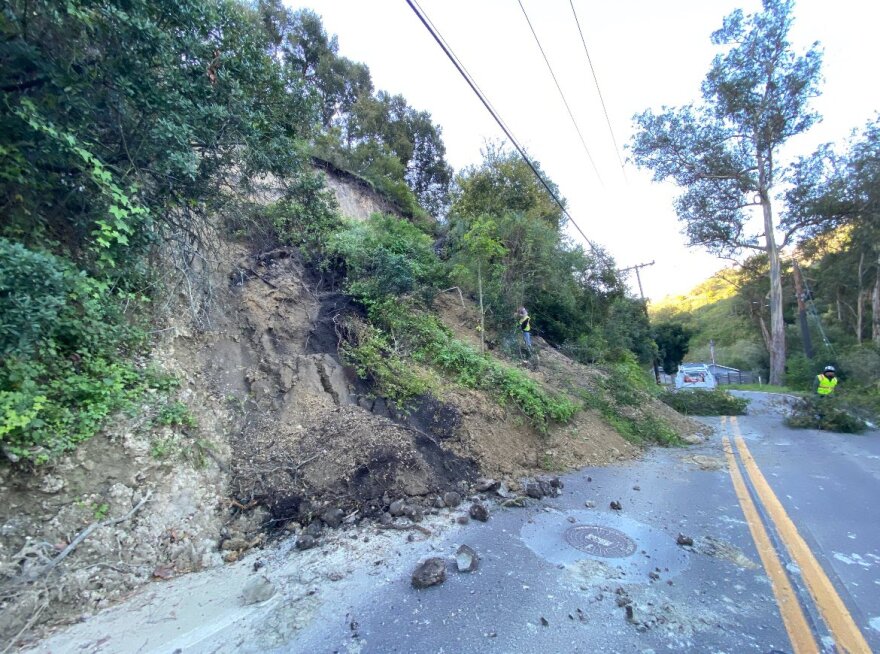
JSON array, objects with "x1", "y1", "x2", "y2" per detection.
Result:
[
  {"x1": 283, "y1": 391, "x2": 880, "y2": 654},
  {"x1": 27, "y1": 392, "x2": 880, "y2": 654}
]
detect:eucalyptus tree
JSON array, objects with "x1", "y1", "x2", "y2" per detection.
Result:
[
  {"x1": 787, "y1": 117, "x2": 880, "y2": 345},
  {"x1": 631, "y1": 0, "x2": 823, "y2": 384}
]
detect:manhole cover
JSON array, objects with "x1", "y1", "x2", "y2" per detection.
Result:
[{"x1": 564, "y1": 525, "x2": 637, "y2": 558}]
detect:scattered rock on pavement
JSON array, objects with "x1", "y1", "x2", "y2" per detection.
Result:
[
  {"x1": 455, "y1": 545, "x2": 479, "y2": 572},
  {"x1": 469, "y1": 502, "x2": 489, "y2": 522},
  {"x1": 475, "y1": 478, "x2": 500, "y2": 493},
  {"x1": 412, "y1": 557, "x2": 447, "y2": 589},
  {"x1": 525, "y1": 482, "x2": 544, "y2": 499},
  {"x1": 456, "y1": 515, "x2": 470, "y2": 525},
  {"x1": 240, "y1": 575, "x2": 275, "y2": 605},
  {"x1": 296, "y1": 534, "x2": 317, "y2": 550},
  {"x1": 584, "y1": 500, "x2": 595, "y2": 508},
  {"x1": 389, "y1": 499, "x2": 406, "y2": 517},
  {"x1": 404, "y1": 506, "x2": 424, "y2": 522},
  {"x1": 321, "y1": 508, "x2": 344, "y2": 528},
  {"x1": 610, "y1": 501, "x2": 622, "y2": 511},
  {"x1": 676, "y1": 533, "x2": 694, "y2": 547},
  {"x1": 443, "y1": 491, "x2": 462, "y2": 508}
]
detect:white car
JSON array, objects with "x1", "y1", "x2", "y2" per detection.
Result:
[{"x1": 675, "y1": 364, "x2": 717, "y2": 390}]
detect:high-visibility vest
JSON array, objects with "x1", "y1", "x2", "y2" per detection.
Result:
[
  {"x1": 519, "y1": 315, "x2": 531, "y2": 332},
  {"x1": 816, "y1": 374, "x2": 838, "y2": 395}
]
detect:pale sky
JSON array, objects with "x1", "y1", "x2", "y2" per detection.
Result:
[{"x1": 293, "y1": 0, "x2": 880, "y2": 299}]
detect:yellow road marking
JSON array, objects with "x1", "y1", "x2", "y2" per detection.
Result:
[
  {"x1": 720, "y1": 421, "x2": 819, "y2": 654},
  {"x1": 731, "y1": 416, "x2": 872, "y2": 654}
]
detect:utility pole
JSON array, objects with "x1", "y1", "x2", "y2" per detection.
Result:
[{"x1": 619, "y1": 261, "x2": 660, "y2": 383}]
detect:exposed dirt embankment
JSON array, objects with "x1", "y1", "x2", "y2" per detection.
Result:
[{"x1": 0, "y1": 232, "x2": 705, "y2": 648}]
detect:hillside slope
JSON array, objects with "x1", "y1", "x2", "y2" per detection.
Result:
[{"x1": 0, "y1": 183, "x2": 707, "y2": 648}]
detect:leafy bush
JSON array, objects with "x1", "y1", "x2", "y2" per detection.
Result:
[
  {"x1": 227, "y1": 177, "x2": 341, "y2": 257},
  {"x1": 344, "y1": 298, "x2": 577, "y2": 432},
  {"x1": 785, "y1": 396, "x2": 867, "y2": 433},
  {"x1": 0, "y1": 240, "x2": 150, "y2": 463},
  {"x1": 659, "y1": 389, "x2": 749, "y2": 416},
  {"x1": 328, "y1": 213, "x2": 446, "y2": 304}
]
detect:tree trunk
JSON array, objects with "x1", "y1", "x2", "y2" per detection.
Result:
[
  {"x1": 762, "y1": 198, "x2": 786, "y2": 386},
  {"x1": 477, "y1": 262, "x2": 485, "y2": 353},
  {"x1": 856, "y1": 252, "x2": 865, "y2": 344},
  {"x1": 873, "y1": 255, "x2": 880, "y2": 347},
  {"x1": 792, "y1": 260, "x2": 813, "y2": 358}
]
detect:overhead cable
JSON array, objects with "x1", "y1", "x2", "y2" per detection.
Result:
[
  {"x1": 404, "y1": 0, "x2": 601, "y2": 254},
  {"x1": 517, "y1": 0, "x2": 602, "y2": 186},
  {"x1": 569, "y1": 0, "x2": 627, "y2": 177}
]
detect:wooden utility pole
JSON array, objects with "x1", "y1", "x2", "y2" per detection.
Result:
[{"x1": 619, "y1": 261, "x2": 660, "y2": 383}]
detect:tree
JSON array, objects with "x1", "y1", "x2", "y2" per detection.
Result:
[
  {"x1": 787, "y1": 117, "x2": 880, "y2": 346},
  {"x1": 451, "y1": 217, "x2": 507, "y2": 351},
  {"x1": 631, "y1": 0, "x2": 823, "y2": 385},
  {"x1": 654, "y1": 323, "x2": 693, "y2": 374}
]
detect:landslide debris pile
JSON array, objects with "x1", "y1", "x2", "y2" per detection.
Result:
[{"x1": 0, "y1": 233, "x2": 705, "y2": 647}]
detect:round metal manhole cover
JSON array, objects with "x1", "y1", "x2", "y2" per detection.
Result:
[{"x1": 564, "y1": 525, "x2": 637, "y2": 558}]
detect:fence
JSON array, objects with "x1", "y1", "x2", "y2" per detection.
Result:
[
  {"x1": 659, "y1": 370, "x2": 758, "y2": 386},
  {"x1": 714, "y1": 371, "x2": 757, "y2": 385}
]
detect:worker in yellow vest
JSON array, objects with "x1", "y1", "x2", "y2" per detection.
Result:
[
  {"x1": 517, "y1": 306, "x2": 532, "y2": 351},
  {"x1": 815, "y1": 365, "x2": 838, "y2": 396}
]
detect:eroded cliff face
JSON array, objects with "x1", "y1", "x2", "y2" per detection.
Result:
[
  {"x1": 2, "y1": 168, "x2": 680, "y2": 647},
  {"x1": 314, "y1": 160, "x2": 402, "y2": 222}
]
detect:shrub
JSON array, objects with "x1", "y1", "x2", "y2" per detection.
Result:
[
  {"x1": 0, "y1": 240, "x2": 149, "y2": 463},
  {"x1": 659, "y1": 389, "x2": 749, "y2": 416},
  {"x1": 785, "y1": 396, "x2": 867, "y2": 433}
]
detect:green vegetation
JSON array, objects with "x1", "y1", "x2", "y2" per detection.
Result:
[
  {"x1": 1, "y1": 0, "x2": 681, "y2": 464},
  {"x1": 786, "y1": 397, "x2": 868, "y2": 434},
  {"x1": 330, "y1": 214, "x2": 577, "y2": 432},
  {"x1": 573, "y1": 357, "x2": 681, "y2": 447},
  {"x1": 154, "y1": 402, "x2": 198, "y2": 429},
  {"x1": 659, "y1": 390, "x2": 749, "y2": 416},
  {"x1": 632, "y1": 0, "x2": 824, "y2": 385},
  {"x1": 641, "y1": 2, "x2": 877, "y2": 411}
]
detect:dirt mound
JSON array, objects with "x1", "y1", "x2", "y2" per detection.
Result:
[
  {"x1": 0, "y1": 234, "x2": 703, "y2": 647},
  {"x1": 431, "y1": 289, "x2": 710, "y2": 464},
  {"x1": 234, "y1": 406, "x2": 476, "y2": 524}
]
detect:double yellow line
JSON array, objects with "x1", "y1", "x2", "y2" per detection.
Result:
[{"x1": 721, "y1": 415, "x2": 871, "y2": 654}]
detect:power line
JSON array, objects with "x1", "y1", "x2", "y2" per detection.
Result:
[
  {"x1": 404, "y1": 0, "x2": 602, "y2": 255},
  {"x1": 569, "y1": 0, "x2": 627, "y2": 177},
  {"x1": 517, "y1": 0, "x2": 602, "y2": 186}
]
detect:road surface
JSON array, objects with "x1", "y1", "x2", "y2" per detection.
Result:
[{"x1": 28, "y1": 392, "x2": 880, "y2": 653}]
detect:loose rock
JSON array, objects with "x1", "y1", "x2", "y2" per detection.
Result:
[
  {"x1": 525, "y1": 482, "x2": 544, "y2": 499},
  {"x1": 456, "y1": 515, "x2": 470, "y2": 525},
  {"x1": 321, "y1": 508, "x2": 345, "y2": 529},
  {"x1": 296, "y1": 534, "x2": 317, "y2": 550},
  {"x1": 469, "y1": 502, "x2": 489, "y2": 522},
  {"x1": 584, "y1": 500, "x2": 596, "y2": 509},
  {"x1": 404, "y1": 506, "x2": 424, "y2": 522},
  {"x1": 443, "y1": 491, "x2": 462, "y2": 508},
  {"x1": 240, "y1": 575, "x2": 275, "y2": 605},
  {"x1": 411, "y1": 557, "x2": 447, "y2": 589},
  {"x1": 455, "y1": 544, "x2": 479, "y2": 572},
  {"x1": 475, "y1": 478, "x2": 500, "y2": 493},
  {"x1": 676, "y1": 533, "x2": 694, "y2": 547},
  {"x1": 610, "y1": 501, "x2": 622, "y2": 511},
  {"x1": 389, "y1": 499, "x2": 406, "y2": 517}
]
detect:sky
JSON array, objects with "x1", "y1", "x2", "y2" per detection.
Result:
[{"x1": 291, "y1": 0, "x2": 880, "y2": 300}]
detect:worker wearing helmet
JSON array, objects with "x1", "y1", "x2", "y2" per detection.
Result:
[{"x1": 815, "y1": 365, "x2": 838, "y2": 396}]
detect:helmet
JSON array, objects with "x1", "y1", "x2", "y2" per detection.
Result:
[{"x1": 823, "y1": 365, "x2": 835, "y2": 373}]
